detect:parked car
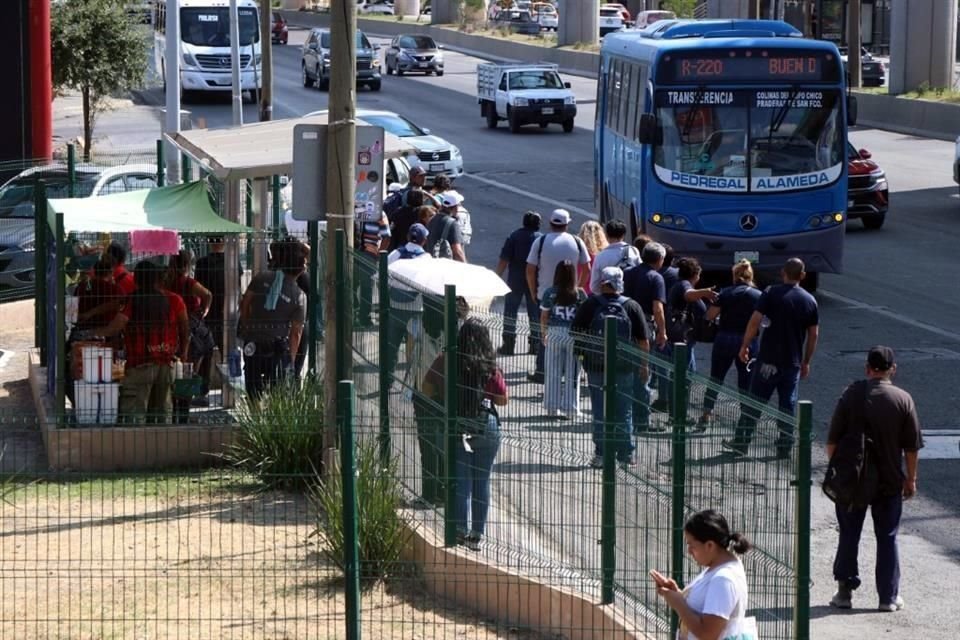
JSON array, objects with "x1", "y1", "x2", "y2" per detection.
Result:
[
  {"x1": 602, "y1": 3, "x2": 631, "y2": 25},
  {"x1": 599, "y1": 6, "x2": 624, "y2": 36},
  {"x1": 846, "y1": 143, "x2": 889, "y2": 229},
  {"x1": 531, "y1": 2, "x2": 558, "y2": 30},
  {"x1": 358, "y1": 0, "x2": 394, "y2": 15},
  {"x1": 0, "y1": 163, "x2": 157, "y2": 294},
  {"x1": 839, "y1": 46, "x2": 886, "y2": 87},
  {"x1": 301, "y1": 28, "x2": 381, "y2": 92},
  {"x1": 385, "y1": 34, "x2": 444, "y2": 76},
  {"x1": 308, "y1": 108, "x2": 464, "y2": 181},
  {"x1": 491, "y1": 9, "x2": 542, "y2": 35},
  {"x1": 633, "y1": 9, "x2": 675, "y2": 29},
  {"x1": 953, "y1": 135, "x2": 960, "y2": 197},
  {"x1": 271, "y1": 12, "x2": 288, "y2": 45}
]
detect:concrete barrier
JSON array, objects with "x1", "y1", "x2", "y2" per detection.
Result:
[
  {"x1": 281, "y1": 10, "x2": 960, "y2": 141},
  {"x1": 853, "y1": 91, "x2": 960, "y2": 142}
]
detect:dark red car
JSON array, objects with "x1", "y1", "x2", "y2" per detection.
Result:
[
  {"x1": 847, "y1": 143, "x2": 888, "y2": 229},
  {"x1": 272, "y1": 12, "x2": 288, "y2": 45}
]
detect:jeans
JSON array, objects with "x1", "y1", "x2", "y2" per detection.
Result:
[
  {"x1": 543, "y1": 327, "x2": 580, "y2": 415},
  {"x1": 587, "y1": 369, "x2": 635, "y2": 460},
  {"x1": 453, "y1": 413, "x2": 501, "y2": 536},
  {"x1": 413, "y1": 393, "x2": 445, "y2": 504},
  {"x1": 833, "y1": 492, "x2": 903, "y2": 604},
  {"x1": 632, "y1": 369, "x2": 651, "y2": 430},
  {"x1": 654, "y1": 342, "x2": 695, "y2": 408},
  {"x1": 384, "y1": 308, "x2": 418, "y2": 382},
  {"x1": 731, "y1": 361, "x2": 801, "y2": 452},
  {"x1": 354, "y1": 252, "x2": 376, "y2": 324},
  {"x1": 702, "y1": 331, "x2": 758, "y2": 413},
  {"x1": 502, "y1": 288, "x2": 539, "y2": 350},
  {"x1": 243, "y1": 344, "x2": 291, "y2": 401}
]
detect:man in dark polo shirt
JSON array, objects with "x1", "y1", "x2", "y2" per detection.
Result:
[
  {"x1": 495, "y1": 211, "x2": 542, "y2": 356},
  {"x1": 723, "y1": 257, "x2": 819, "y2": 459},
  {"x1": 826, "y1": 346, "x2": 922, "y2": 613}
]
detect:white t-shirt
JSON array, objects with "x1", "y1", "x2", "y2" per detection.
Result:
[
  {"x1": 526, "y1": 231, "x2": 590, "y2": 300},
  {"x1": 680, "y1": 559, "x2": 749, "y2": 640},
  {"x1": 589, "y1": 241, "x2": 641, "y2": 292}
]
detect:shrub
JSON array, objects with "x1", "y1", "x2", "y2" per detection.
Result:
[
  {"x1": 309, "y1": 438, "x2": 410, "y2": 582},
  {"x1": 225, "y1": 376, "x2": 325, "y2": 489}
]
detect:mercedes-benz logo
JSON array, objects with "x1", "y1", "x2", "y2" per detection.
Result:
[
  {"x1": 220, "y1": 57, "x2": 229, "y2": 66},
  {"x1": 431, "y1": 152, "x2": 440, "y2": 161},
  {"x1": 739, "y1": 214, "x2": 758, "y2": 232}
]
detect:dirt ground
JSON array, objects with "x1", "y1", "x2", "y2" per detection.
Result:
[{"x1": 0, "y1": 484, "x2": 549, "y2": 640}]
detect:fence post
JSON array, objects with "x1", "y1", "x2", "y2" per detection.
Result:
[
  {"x1": 55, "y1": 212, "x2": 66, "y2": 427},
  {"x1": 181, "y1": 154, "x2": 192, "y2": 183},
  {"x1": 308, "y1": 221, "x2": 321, "y2": 374},
  {"x1": 338, "y1": 380, "x2": 362, "y2": 640},
  {"x1": 245, "y1": 181, "x2": 254, "y2": 267},
  {"x1": 34, "y1": 182, "x2": 48, "y2": 356},
  {"x1": 794, "y1": 401, "x2": 813, "y2": 640},
  {"x1": 334, "y1": 230, "x2": 349, "y2": 384},
  {"x1": 156, "y1": 140, "x2": 165, "y2": 187},
  {"x1": 600, "y1": 315, "x2": 618, "y2": 605},
  {"x1": 66, "y1": 144, "x2": 76, "y2": 198},
  {"x1": 443, "y1": 284, "x2": 459, "y2": 547},
  {"x1": 669, "y1": 342, "x2": 690, "y2": 637},
  {"x1": 377, "y1": 252, "x2": 391, "y2": 465},
  {"x1": 271, "y1": 175, "x2": 282, "y2": 237}
]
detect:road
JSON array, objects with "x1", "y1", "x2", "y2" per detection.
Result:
[{"x1": 164, "y1": 28, "x2": 960, "y2": 638}]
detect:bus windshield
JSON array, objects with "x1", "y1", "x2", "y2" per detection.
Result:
[
  {"x1": 181, "y1": 7, "x2": 260, "y2": 47},
  {"x1": 654, "y1": 88, "x2": 843, "y2": 192}
]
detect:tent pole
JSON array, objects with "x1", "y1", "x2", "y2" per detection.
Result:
[{"x1": 222, "y1": 180, "x2": 242, "y2": 409}]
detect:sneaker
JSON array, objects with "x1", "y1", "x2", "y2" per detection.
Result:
[
  {"x1": 407, "y1": 497, "x2": 433, "y2": 510},
  {"x1": 829, "y1": 583, "x2": 853, "y2": 609},
  {"x1": 878, "y1": 596, "x2": 904, "y2": 612},
  {"x1": 692, "y1": 416, "x2": 710, "y2": 433},
  {"x1": 720, "y1": 440, "x2": 747, "y2": 458},
  {"x1": 590, "y1": 454, "x2": 604, "y2": 469},
  {"x1": 619, "y1": 454, "x2": 637, "y2": 468},
  {"x1": 464, "y1": 532, "x2": 483, "y2": 552}
]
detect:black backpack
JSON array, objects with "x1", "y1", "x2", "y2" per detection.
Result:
[
  {"x1": 822, "y1": 382, "x2": 880, "y2": 508},
  {"x1": 576, "y1": 295, "x2": 633, "y2": 373},
  {"x1": 667, "y1": 304, "x2": 693, "y2": 344}
]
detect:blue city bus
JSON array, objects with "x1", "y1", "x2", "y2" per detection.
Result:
[{"x1": 595, "y1": 20, "x2": 856, "y2": 289}]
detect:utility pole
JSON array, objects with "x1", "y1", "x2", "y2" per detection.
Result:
[
  {"x1": 229, "y1": 0, "x2": 243, "y2": 126},
  {"x1": 323, "y1": 0, "x2": 357, "y2": 451},
  {"x1": 29, "y1": 0, "x2": 52, "y2": 161},
  {"x1": 259, "y1": 0, "x2": 272, "y2": 122},
  {"x1": 847, "y1": 0, "x2": 862, "y2": 88},
  {"x1": 164, "y1": 0, "x2": 182, "y2": 181}
]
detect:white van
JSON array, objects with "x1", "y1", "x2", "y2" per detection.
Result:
[{"x1": 633, "y1": 10, "x2": 676, "y2": 29}]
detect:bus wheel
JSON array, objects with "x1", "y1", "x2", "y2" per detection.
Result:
[{"x1": 801, "y1": 272, "x2": 819, "y2": 293}]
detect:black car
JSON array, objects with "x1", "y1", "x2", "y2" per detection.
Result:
[
  {"x1": 301, "y1": 28, "x2": 381, "y2": 92},
  {"x1": 490, "y1": 10, "x2": 542, "y2": 35},
  {"x1": 839, "y1": 47, "x2": 886, "y2": 87}
]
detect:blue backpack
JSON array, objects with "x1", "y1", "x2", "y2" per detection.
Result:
[{"x1": 578, "y1": 295, "x2": 633, "y2": 372}]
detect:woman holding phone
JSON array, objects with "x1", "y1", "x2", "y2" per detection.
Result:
[{"x1": 650, "y1": 510, "x2": 756, "y2": 640}]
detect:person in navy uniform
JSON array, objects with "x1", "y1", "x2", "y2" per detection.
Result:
[{"x1": 495, "y1": 211, "x2": 542, "y2": 356}]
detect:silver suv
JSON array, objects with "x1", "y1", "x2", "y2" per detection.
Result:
[{"x1": 0, "y1": 163, "x2": 157, "y2": 296}]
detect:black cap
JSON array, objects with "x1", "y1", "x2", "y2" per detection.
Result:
[{"x1": 867, "y1": 346, "x2": 895, "y2": 371}]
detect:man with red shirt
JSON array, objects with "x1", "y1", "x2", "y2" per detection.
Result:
[
  {"x1": 106, "y1": 242, "x2": 136, "y2": 297},
  {"x1": 95, "y1": 260, "x2": 189, "y2": 424}
]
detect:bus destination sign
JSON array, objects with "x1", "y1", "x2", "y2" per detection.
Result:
[{"x1": 660, "y1": 50, "x2": 841, "y2": 83}]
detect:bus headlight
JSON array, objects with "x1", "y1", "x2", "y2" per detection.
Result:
[
  {"x1": 808, "y1": 213, "x2": 844, "y2": 228},
  {"x1": 182, "y1": 52, "x2": 198, "y2": 68},
  {"x1": 650, "y1": 213, "x2": 688, "y2": 228}
]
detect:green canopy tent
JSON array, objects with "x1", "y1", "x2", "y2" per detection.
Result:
[{"x1": 46, "y1": 180, "x2": 251, "y2": 234}]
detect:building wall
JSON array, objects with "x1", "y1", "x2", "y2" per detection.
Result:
[{"x1": 0, "y1": 0, "x2": 31, "y2": 173}]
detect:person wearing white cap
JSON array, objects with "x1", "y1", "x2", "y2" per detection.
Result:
[
  {"x1": 425, "y1": 190, "x2": 467, "y2": 262},
  {"x1": 439, "y1": 190, "x2": 472, "y2": 247},
  {"x1": 524, "y1": 208, "x2": 590, "y2": 383}
]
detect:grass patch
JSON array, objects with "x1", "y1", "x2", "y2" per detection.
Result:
[{"x1": 900, "y1": 83, "x2": 960, "y2": 104}]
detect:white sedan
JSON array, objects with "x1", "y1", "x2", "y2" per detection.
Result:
[{"x1": 359, "y1": 1, "x2": 394, "y2": 15}]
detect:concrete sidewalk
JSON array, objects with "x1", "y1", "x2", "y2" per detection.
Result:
[{"x1": 52, "y1": 91, "x2": 164, "y2": 159}]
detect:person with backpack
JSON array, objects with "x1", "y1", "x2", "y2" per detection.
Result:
[
  {"x1": 387, "y1": 188, "x2": 427, "y2": 252},
  {"x1": 383, "y1": 165, "x2": 439, "y2": 222},
  {"x1": 425, "y1": 194, "x2": 467, "y2": 262},
  {"x1": 354, "y1": 202, "x2": 391, "y2": 328},
  {"x1": 166, "y1": 250, "x2": 214, "y2": 417},
  {"x1": 826, "y1": 346, "x2": 922, "y2": 613},
  {"x1": 571, "y1": 267, "x2": 650, "y2": 468},
  {"x1": 495, "y1": 211, "x2": 542, "y2": 356},
  {"x1": 539, "y1": 261, "x2": 587, "y2": 419},
  {"x1": 525, "y1": 209, "x2": 591, "y2": 383},
  {"x1": 666, "y1": 257, "x2": 718, "y2": 372},
  {"x1": 384, "y1": 223, "x2": 432, "y2": 381},
  {"x1": 577, "y1": 220, "x2": 607, "y2": 295},
  {"x1": 588, "y1": 220, "x2": 640, "y2": 294}
]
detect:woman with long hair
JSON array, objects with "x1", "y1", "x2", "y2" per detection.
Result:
[
  {"x1": 651, "y1": 510, "x2": 755, "y2": 640},
  {"x1": 94, "y1": 260, "x2": 189, "y2": 424},
  {"x1": 577, "y1": 220, "x2": 607, "y2": 295},
  {"x1": 453, "y1": 321, "x2": 508, "y2": 551},
  {"x1": 698, "y1": 259, "x2": 761, "y2": 430},
  {"x1": 540, "y1": 261, "x2": 586, "y2": 418}
]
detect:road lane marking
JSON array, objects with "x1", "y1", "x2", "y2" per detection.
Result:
[
  {"x1": 819, "y1": 290, "x2": 960, "y2": 343},
  {"x1": 918, "y1": 430, "x2": 960, "y2": 459},
  {"x1": 461, "y1": 173, "x2": 598, "y2": 220}
]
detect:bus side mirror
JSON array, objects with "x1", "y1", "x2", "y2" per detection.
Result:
[
  {"x1": 637, "y1": 114, "x2": 662, "y2": 145},
  {"x1": 847, "y1": 95, "x2": 858, "y2": 127}
]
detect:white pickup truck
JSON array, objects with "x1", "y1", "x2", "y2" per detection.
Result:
[{"x1": 477, "y1": 63, "x2": 577, "y2": 134}]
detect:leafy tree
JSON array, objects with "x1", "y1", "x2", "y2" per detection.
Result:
[
  {"x1": 661, "y1": 0, "x2": 699, "y2": 18},
  {"x1": 51, "y1": 0, "x2": 148, "y2": 160}
]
